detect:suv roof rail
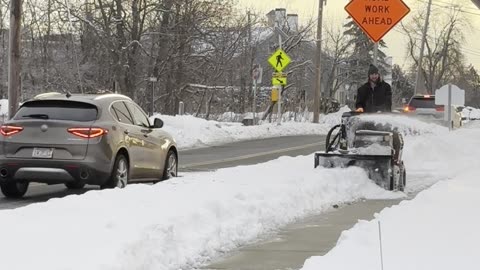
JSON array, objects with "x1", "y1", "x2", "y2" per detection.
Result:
[
  {"x1": 93, "y1": 93, "x2": 133, "y2": 101},
  {"x1": 34, "y1": 92, "x2": 63, "y2": 99}
]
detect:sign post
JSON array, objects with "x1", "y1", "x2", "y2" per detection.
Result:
[
  {"x1": 268, "y1": 48, "x2": 291, "y2": 125},
  {"x1": 252, "y1": 64, "x2": 262, "y2": 125},
  {"x1": 345, "y1": 0, "x2": 410, "y2": 43}
]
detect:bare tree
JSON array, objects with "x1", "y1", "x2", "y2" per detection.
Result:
[
  {"x1": 402, "y1": 7, "x2": 468, "y2": 94},
  {"x1": 321, "y1": 21, "x2": 350, "y2": 111}
]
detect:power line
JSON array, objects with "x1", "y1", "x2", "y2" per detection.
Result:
[
  {"x1": 391, "y1": 28, "x2": 480, "y2": 59},
  {"x1": 435, "y1": 0, "x2": 480, "y2": 12},
  {"x1": 418, "y1": 0, "x2": 480, "y2": 17}
]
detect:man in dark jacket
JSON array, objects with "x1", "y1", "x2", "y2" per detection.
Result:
[
  {"x1": 353, "y1": 64, "x2": 402, "y2": 164},
  {"x1": 355, "y1": 64, "x2": 392, "y2": 113}
]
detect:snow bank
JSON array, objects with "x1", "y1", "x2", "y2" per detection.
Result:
[{"x1": 301, "y1": 123, "x2": 480, "y2": 270}]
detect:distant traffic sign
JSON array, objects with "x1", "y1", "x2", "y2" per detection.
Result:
[
  {"x1": 345, "y1": 0, "x2": 410, "y2": 42},
  {"x1": 252, "y1": 64, "x2": 263, "y2": 84},
  {"x1": 268, "y1": 49, "x2": 291, "y2": 72},
  {"x1": 272, "y1": 72, "x2": 287, "y2": 86}
]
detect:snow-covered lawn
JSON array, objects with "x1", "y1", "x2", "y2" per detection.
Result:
[{"x1": 0, "y1": 109, "x2": 479, "y2": 270}]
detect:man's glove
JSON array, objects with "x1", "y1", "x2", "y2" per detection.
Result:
[{"x1": 355, "y1": 107, "x2": 364, "y2": 113}]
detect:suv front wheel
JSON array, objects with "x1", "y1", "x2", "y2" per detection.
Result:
[{"x1": 162, "y1": 150, "x2": 178, "y2": 180}]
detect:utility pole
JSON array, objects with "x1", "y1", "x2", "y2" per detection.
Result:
[
  {"x1": 247, "y1": 11, "x2": 254, "y2": 124},
  {"x1": 8, "y1": 0, "x2": 22, "y2": 119},
  {"x1": 149, "y1": 77, "x2": 157, "y2": 116},
  {"x1": 313, "y1": 0, "x2": 325, "y2": 123},
  {"x1": 414, "y1": 0, "x2": 432, "y2": 95}
]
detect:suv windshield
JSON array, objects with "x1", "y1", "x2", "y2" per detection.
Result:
[{"x1": 14, "y1": 100, "x2": 98, "y2": 122}]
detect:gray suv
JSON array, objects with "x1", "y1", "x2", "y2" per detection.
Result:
[{"x1": 0, "y1": 92, "x2": 178, "y2": 198}]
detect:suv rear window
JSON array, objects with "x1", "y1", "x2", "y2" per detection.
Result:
[
  {"x1": 14, "y1": 100, "x2": 98, "y2": 122},
  {"x1": 409, "y1": 97, "x2": 437, "y2": 108}
]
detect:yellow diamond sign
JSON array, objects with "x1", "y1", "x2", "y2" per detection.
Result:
[{"x1": 268, "y1": 49, "x2": 291, "y2": 72}]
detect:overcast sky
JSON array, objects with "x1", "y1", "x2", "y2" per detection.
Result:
[{"x1": 238, "y1": 0, "x2": 480, "y2": 71}]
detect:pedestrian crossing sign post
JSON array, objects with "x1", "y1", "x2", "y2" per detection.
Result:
[
  {"x1": 272, "y1": 72, "x2": 287, "y2": 86},
  {"x1": 268, "y1": 49, "x2": 291, "y2": 72}
]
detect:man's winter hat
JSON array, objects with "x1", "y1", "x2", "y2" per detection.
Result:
[{"x1": 368, "y1": 64, "x2": 379, "y2": 75}]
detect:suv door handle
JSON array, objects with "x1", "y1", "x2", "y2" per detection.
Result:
[{"x1": 141, "y1": 129, "x2": 150, "y2": 137}]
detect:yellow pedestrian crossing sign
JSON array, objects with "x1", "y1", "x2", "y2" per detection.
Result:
[{"x1": 268, "y1": 49, "x2": 291, "y2": 72}]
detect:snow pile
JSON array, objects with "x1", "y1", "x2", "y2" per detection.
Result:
[
  {"x1": 0, "y1": 156, "x2": 400, "y2": 270},
  {"x1": 301, "y1": 125, "x2": 480, "y2": 270},
  {"x1": 352, "y1": 144, "x2": 392, "y2": 156},
  {"x1": 462, "y1": 106, "x2": 480, "y2": 119},
  {"x1": 354, "y1": 113, "x2": 448, "y2": 136},
  {"x1": 153, "y1": 113, "x2": 342, "y2": 149},
  {"x1": 154, "y1": 107, "x2": 442, "y2": 150}
]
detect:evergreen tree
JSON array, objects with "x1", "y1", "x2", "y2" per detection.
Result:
[
  {"x1": 391, "y1": 64, "x2": 414, "y2": 107},
  {"x1": 343, "y1": 18, "x2": 389, "y2": 87}
]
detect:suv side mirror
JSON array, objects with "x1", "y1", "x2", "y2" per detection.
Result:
[{"x1": 152, "y1": 118, "x2": 164, "y2": 128}]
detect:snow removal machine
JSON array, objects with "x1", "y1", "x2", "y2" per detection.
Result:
[{"x1": 314, "y1": 111, "x2": 406, "y2": 191}]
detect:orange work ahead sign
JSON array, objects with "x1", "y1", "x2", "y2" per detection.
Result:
[{"x1": 345, "y1": 0, "x2": 410, "y2": 43}]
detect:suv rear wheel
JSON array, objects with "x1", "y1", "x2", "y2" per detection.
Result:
[{"x1": 0, "y1": 181, "x2": 29, "y2": 198}]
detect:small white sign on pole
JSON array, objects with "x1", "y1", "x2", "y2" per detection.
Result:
[
  {"x1": 435, "y1": 84, "x2": 465, "y2": 106},
  {"x1": 252, "y1": 64, "x2": 263, "y2": 84},
  {"x1": 435, "y1": 84, "x2": 465, "y2": 131}
]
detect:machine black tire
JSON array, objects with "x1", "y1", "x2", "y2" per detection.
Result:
[
  {"x1": 101, "y1": 155, "x2": 129, "y2": 189},
  {"x1": 401, "y1": 168, "x2": 407, "y2": 191},
  {"x1": 65, "y1": 182, "x2": 86, "y2": 190},
  {"x1": 0, "y1": 181, "x2": 29, "y2": 198},
  {"x1": 162, "y1": 150, "x2": 178, "y2": 180},
  {"x1": 389, "y1": 169, "x2": 395, "y2": 191},
  {"x1": 325, "y1": 124, "x2": 342, "y2": 153}
]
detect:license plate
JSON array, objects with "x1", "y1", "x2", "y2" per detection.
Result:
[{"x1": 32, "y1": 148, "x2": 53, "y2": 159}]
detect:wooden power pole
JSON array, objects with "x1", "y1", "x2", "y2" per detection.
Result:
[
  {"x1": 8, "y1": 0, "x2": 22, "y2": 119},
  {"x1": 313, "y1": 0, "x2": 325, "y2": 123},
  {"x1": 414, "y1": 0, "x2": 432, "y2": 95}
]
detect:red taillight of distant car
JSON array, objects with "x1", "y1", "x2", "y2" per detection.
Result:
[
  {"x1": 67, "y1": 127, "x2": 108, "y2": 139},
  {"x1": 404, "y1": 106, "x2": 416, "y2": 112},
  {"x1": 0, "y1": 125, "x2": 24, "y2": 136},
  {"x1": 436, "y1": 106, "x2": 444, "y2": 112}
]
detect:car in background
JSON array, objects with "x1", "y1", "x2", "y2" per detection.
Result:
[
  {"x1": 403, "y1": 94, "x2": 463, "y2": 128},
  {"x1": 0, "y1": 92, "x2": 178, "y2": 198},
  {"x1": 403, "y1": 94, "x2": 444, "y2": 119}
]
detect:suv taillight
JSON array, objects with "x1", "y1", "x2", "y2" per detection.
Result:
[
  {"x1": 436, "y1": 106, "x2": 444, "y2": 112},
  {"x1": 0, "y1": 125, "x2": 24, "y2": 136},
  {"x1": 404, "y1": 106, "x2": 416, "y2": 112},
  {"x1": 67, "y1": 127, "x2": 108, "y2": 138}
]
